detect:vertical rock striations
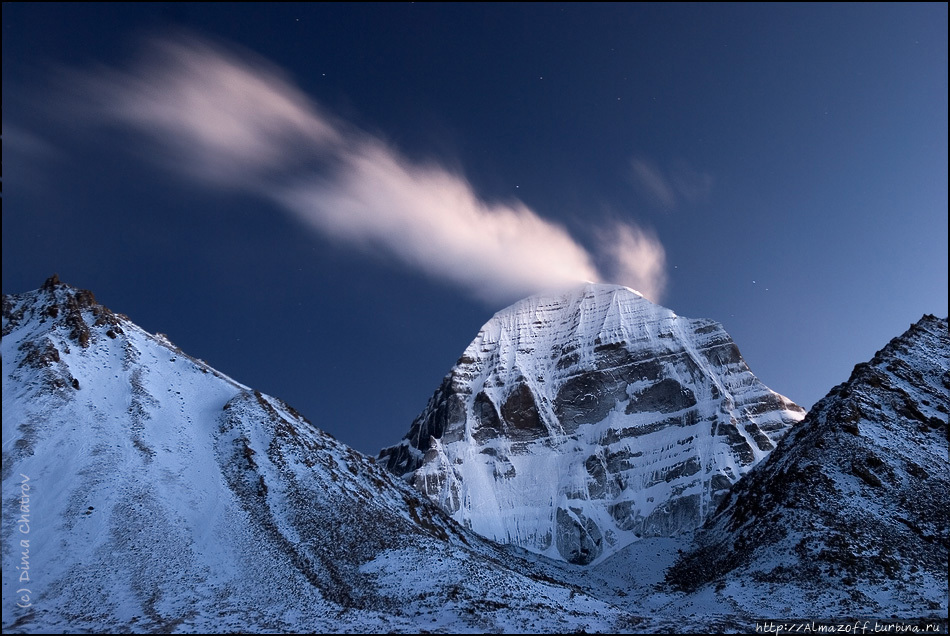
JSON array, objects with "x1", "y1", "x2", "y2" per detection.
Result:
[{"x1": 380, "y1": 283, "x2": 805, "y2": 564}]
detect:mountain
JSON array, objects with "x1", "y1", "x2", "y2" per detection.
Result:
[
  {"x1": 5, "y1": 276, "x2": 945, "y2": 633},
  {"x1": 379, "y1": 283, "x2": 805, "y2": 565},
  {"x1": 1, "y1": 276, "x2": 642, "y2": 634},
  {"x1": 667, "y1": 314, "x2": 949, "y2": 618}
]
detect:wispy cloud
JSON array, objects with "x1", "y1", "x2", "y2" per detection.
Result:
[
  {"x1": 670, "y1": 161, "x2": 714, "y2": 204},
  {"x1": 631, "y1": 159, "x2": 678, "y2": 209},
  {"x1": 63, "y1": 32, "x2": 667, "y2": 304},
  {"x1": 69, "y1": 35, "x2": 342, "y2": 186},
  {"x1": 277, "y1": 142, "x2": 604, "y2": 303},
  {"x1": 597, "y1": 223, "x2": 667, "y2": 302},
  {"x1": 630, "y1": 157, "x2": 713, "y2": 209},
  {"x1": 3, "y1": 123, "x2": 63, "y2": 196}
]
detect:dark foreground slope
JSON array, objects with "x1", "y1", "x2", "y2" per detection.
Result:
[{"x1": 668, "y1": 315, "x2": 949, "y2": 620}]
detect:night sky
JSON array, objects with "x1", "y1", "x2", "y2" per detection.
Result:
[{"x1": 4, "y1": 3, "x2": 947, "y2": 456}]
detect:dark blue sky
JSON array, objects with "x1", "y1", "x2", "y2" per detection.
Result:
[{"x1": 4, "y1": 3, "x2": 947, "y2": 455}]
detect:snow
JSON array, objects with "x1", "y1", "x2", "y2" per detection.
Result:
[
  {"x1": 663, "y1": 314, "x2": 949, "y2": 624},
  {"x1": 386, "y1": 282, "x2": 805, "y2": 565},
  {"x1": 3, "y1": 280, "x2": 945, "y2": 633},
  {"x1": 0, "y1": 281, "x2": 656, "y2": 633}
]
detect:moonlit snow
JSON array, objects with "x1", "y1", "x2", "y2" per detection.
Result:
[{"x1": 3, "y1": 278, "x2": 946, "y2": 633}]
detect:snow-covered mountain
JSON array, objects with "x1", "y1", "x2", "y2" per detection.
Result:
[
  {"x1": 4, "y1": 276, "x2": 945, "y2": 633},
  {"x1": 667, "y1": 314, "x2": 949, "y2": 618},
  {"x1": 0, "y1": 276, "x2": 642, "y2": 633},
  {"x1": 380, "y1": 283, "x2": 805, "y2": 565}
]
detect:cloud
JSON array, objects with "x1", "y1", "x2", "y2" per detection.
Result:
[
  {"x1": 630, "y1": 157, "x2": 713, "y2": 209},
  {"x1": 597, "y1": 223, "x2": 667, "y2": 302},
  {"x1": 64, "y1": 32, "x2": 667, "y2": 304},
  {"x1": 70, "y1": 34, "x2": 342, "y2": 186},
  {"x1": 2, "y1": 124, "x2": 63, "y2": 195},
  {"x1": 670, "y1": 161, "x2": 714, "y2": 204},
  {"x1": 278, "y1": 142, "x2": 601, "y2": 303},
  {"x1": 631, "y1": 159, "x2": 678, "y2": 208},
  {"x1": 4, "y1": 124, "x2": 60, "y2": 161}
]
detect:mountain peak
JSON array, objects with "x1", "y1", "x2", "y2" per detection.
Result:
[
  {"x1": 381, "y1": 288, "x2": 804, "y2": 565},
  {"x1": 498, "y1": 281, "x2": 650, "y2": 315},
  {"x1": 3, "y1": 276, "x2": 122, "y2": 349}
]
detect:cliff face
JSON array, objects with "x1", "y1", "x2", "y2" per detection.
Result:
[{"x1": 381, "y1": 283, "x2": 804, "y2": 564}]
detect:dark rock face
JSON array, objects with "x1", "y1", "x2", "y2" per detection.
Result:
[
  {"x1": 668, "y1": 315, "x2": 949, "y2": 616},
  {"x1": 380, "y1": 284, "x2": 804, "y2": 565},
  {"x1": 555, "y1": 507, "x2": 604, "y2": 565},
  {"x1": 555, "y1": 368, "x2": 633, "y2": 430},
  {"x1": 472, "y1": 390, "x2": 503, "y2": 442},
  {"x1": 500, "y1": 383, "x2": 546, "y2": 442},
  {"x1": 626, "y1": 378, "x2": 697, "y2": 414}
]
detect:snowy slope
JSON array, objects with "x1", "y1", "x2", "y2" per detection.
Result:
[
  {"x1": 6, "y1": 276, "x2": 943, "y2": 633},
  {"x1": 667, "y1": 314, "x2": 949, "y2": 620},
  {"x1": 1, "y1": 276, "x2": 644, "y2": 634},
  {"x1": 380, "y1": 283, "x2": 805, "y2": 565}
]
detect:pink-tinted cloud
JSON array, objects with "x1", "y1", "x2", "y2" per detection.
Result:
[
  {"x1": 670, "y1": 161, "x2": 714, "y2": 204},
  {"x1": 597, "y1": 223, "x2": 667, "y2": 302},
  {"x1": 67, "y1": 32, "x2": 668, "y2": 304},
  {"x1": 278, "y1": 141, "x2": 602, "y2": 302},
  {"x1": 72, "y1": 33, "x2": 341, "y2": 186}
]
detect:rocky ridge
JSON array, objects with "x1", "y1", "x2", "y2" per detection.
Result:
[
  {"x1": 667, "y1": 314, "x2": 949, "y2": 617},
  {"x1": 1, "y1": 277, "x2": 637, "y2": 633}
]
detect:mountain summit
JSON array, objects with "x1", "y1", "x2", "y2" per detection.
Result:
[{"x1": 380, "y1": 283, "x2": 805, "y2": 564}]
